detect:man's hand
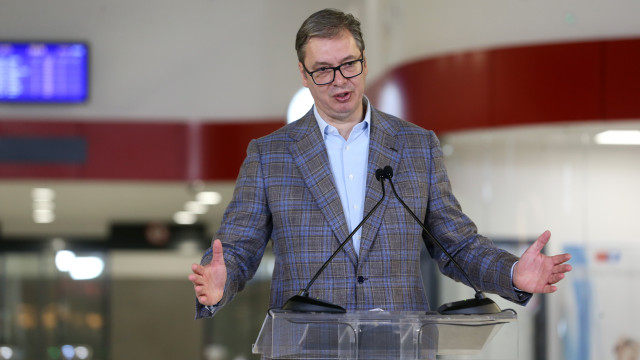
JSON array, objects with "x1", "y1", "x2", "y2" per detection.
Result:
[
  {"x1": 189, "y1": 239, "x2": 227, "y2": 306},
  {"x1": 513, "y1": 230, "x2": 572, "y2": 294}
]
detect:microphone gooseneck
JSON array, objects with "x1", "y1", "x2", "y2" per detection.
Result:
[
  {"x1": 280, "y1": 170, "x2": 388, "y2": 313},
  {"x1": 382, "y1": 165, "x2": 501, "y2": 315}
]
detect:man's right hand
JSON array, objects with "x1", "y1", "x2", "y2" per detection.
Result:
[{"x1": 189, "y1": 239, "x2": 227, "y2": 306}]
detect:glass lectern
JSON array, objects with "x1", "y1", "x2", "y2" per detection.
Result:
[{"x1": 253, "y1": 309, "x2": 518, "y2": 359}]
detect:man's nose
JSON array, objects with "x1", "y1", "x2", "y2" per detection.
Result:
[{"x1": 333, "y1": 69, "x2": 348, "y2": 85}]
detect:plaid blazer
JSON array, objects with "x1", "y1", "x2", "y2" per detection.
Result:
[{"x1": 196, "y1": 107, "x2": 529, "y2": 318}]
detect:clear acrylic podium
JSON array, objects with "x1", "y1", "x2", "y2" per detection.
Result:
[{"x1": 252, "y1": 309, "x2": 518, "y2": 359}]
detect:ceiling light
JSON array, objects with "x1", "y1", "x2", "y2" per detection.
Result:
[
  {"x1": 33, "y1": 209, "x2": 55, "y2": 223},
  {"x1": 32, "y1": 188, "x2": 55, "y2": 201},
  {"x1": 55, "y1": 250, "x2": 104, "y2": 280},
  {"x1": 33, "y1": 201, "x2": 55, "y2": 211},
  {"x1": 32, "y1": 188, "x2": 56, "y2": 224},
  {"x1": 55, "y1": 250, "x2": 76, "y2": 272},
  {"x1": 174, "y1": 211, "x2": 197, "y2": 225},
  {"x1": 69, "y1": 257, "x2": 105, "y2": 280},
  {"x1": 594, "y1": 130, "x2": 640, "y2": 145},
  {"x1": 196, "y1": 191, "x2": 221, "y2": 205},
  {"x1": 185, "y1": 201, "x2": 207, "y2": 215}
]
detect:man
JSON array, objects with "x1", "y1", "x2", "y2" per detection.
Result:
[{"x1": 190, "y1": 8, "x2": 571, "y2": 318}]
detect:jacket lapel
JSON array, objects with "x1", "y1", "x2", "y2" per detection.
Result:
[
  {"x1": 287, "y1": 111, "x2": 357, "y2": 265},
  {"x1": 358, "y1": 110, "x2": 402, "y2": 262}
]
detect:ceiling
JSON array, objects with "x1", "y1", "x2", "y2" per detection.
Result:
[{"x1": 0, "y1": 180, "x2": 235, "y2": 241}]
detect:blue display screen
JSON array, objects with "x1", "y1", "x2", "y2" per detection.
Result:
[{"x1": 0, "y1": 42, "x2": 89, "y2": 103}]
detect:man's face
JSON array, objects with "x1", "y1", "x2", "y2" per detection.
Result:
[{"x1": 298, "y1": 29, "x2": 368, "y2": 126}]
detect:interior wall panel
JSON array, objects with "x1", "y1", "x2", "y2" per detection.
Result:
[
  {"x1": 603, "y1": 39, "x2": 640, "y2": 118},
  {"x1": 492, "y1": 42, "x2": 603, "y2": 126},
  {"x1": 398, "y1": 51, "x2": 493, "y2": 133}
]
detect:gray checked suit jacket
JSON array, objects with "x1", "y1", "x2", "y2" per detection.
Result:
[{"x1": 196, "y1": 106, "x2": 530, "y2": 319}]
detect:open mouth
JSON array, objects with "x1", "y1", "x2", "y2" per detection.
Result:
[{"x1": 334, "y1": 91, "x2": 351, "y2": 102}]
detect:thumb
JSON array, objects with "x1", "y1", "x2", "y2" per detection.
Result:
[{"x1": 212, "y1": 239, "x2": 224, "y2": 265}]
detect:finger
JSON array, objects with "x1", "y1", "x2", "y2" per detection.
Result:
[
  {"x1": 552, "y1": 253, "x2": 572, "y2": 265},
  {"x1": 191, "y1": 263, "x2": 204, "y2": 275},
  {"x1": 547, "y1": 273, "x2": 566, "y2": 285},
  {"x1": 189, "y1": 274, "x2": 204, "y2": 286},
  {"x1": 552, "y1": 263, "x2": 572, "y2": 274},
  {"x1": 528, "y1": 230, "x2": 551, "y2": 254}
]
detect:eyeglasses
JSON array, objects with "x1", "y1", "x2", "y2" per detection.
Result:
[{"x1": 303, "y1": 56, "x2": 365, "y2": 85}]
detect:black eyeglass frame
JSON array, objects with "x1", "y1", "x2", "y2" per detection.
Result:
[{"x1": 302, "y1": 55, "x2": 365, "y2": 85}]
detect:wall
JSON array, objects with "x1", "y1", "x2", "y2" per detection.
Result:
[{"x1": 440, "y1": 122, "x2": 640, "y2": 359}]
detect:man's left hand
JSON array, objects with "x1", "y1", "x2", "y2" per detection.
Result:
[{"x1": 513, "y1": 230, "x2": 572, "y2": 294}]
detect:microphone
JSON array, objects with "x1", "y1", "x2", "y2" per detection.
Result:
[
  {"x1": 381, "y1": 165, "x2": 501, "y2": 315},
  {"x1": 280, "y1": 169, "x2": 388, "y2": 313}
]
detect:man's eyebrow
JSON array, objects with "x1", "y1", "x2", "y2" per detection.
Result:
[
  {"x1": 310, "y1": 54, "x2": 360, "y2": 69},
  {"x1": 310, "y1": 61, "x2": 332, "y2": 68}
]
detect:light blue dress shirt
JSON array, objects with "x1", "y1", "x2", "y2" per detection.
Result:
[{"x1": 314, "y1": 99, "x2": 371, "y2": 256}]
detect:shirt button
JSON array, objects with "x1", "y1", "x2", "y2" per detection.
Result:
[
  {"x1": 353, "y1": 205, "x2": 359, "y2": 210},
  {"x1": 357, "y1": 276, "x2": 366, "y2": 284},
  {"x1": 345, "y1": 145, "x2": 350, "y2": 150},
  {"x1": 348, "y1": 174, "x2": 354, "y2": 180}
]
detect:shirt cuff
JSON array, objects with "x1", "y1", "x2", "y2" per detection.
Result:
[
  {"x1": 205, "y1": 305, "x2": 217, "y2": 314},
  {"x1": 510, "y1": 261, "x2": 524, "y2": 291}
]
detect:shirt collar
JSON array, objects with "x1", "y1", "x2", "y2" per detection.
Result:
[{"x1": 314, "y1": 95, "x2": 371, "y2": 138}]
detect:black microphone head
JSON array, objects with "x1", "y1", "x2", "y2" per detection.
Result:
[
  {"x1": 375, "y1": 168, "x2": 385, "y2": 181},
  {"x1": 383, "y1": 166, "x2": 393, "y2": 179}
]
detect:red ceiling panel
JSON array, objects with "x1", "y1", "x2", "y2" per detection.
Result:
[
  {"x1": 492, "y1": 42, "x2": 603, "y2": 126},
  {"x1": 401, "y1": 51, "x2": 493, "y2": 133},
  {"x1": 604, "y1": 39, "x2": 640, "y2": 119}
]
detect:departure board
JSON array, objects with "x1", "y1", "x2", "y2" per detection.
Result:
[{"x1": 0, "y1": 42, "x2": 89, "y2": 103}]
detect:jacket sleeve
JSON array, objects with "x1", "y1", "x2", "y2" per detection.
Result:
[
  {"x1": 195, "y1": 139, "x2": 273, "y2": 319},
  {"x1": 423, "y1": 131, "x2": 531, "y2": 305}
]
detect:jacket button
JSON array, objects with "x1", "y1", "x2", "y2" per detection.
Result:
[{"x1": 357, "y1": 276, "x2": 366, "y2": 284}]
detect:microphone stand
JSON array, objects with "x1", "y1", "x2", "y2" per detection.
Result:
[
  {"x1": 382, "y1": 166, "x2": 501, "y2": 315},
  {"x1": 280, "y1": 169, "x2": 388, "y2": 313}
]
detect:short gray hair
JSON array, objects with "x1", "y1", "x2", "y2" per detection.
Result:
[{"x1": 295, "y1": 8, "x2": 365, "y2": 64}]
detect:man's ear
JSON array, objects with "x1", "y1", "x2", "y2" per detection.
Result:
[
  {"x1": 362, "y1": 51, "x2": 368, "y2": 77},
  {"x1": 298, "y1": 62, "x2": 310, "y2": 88}
]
